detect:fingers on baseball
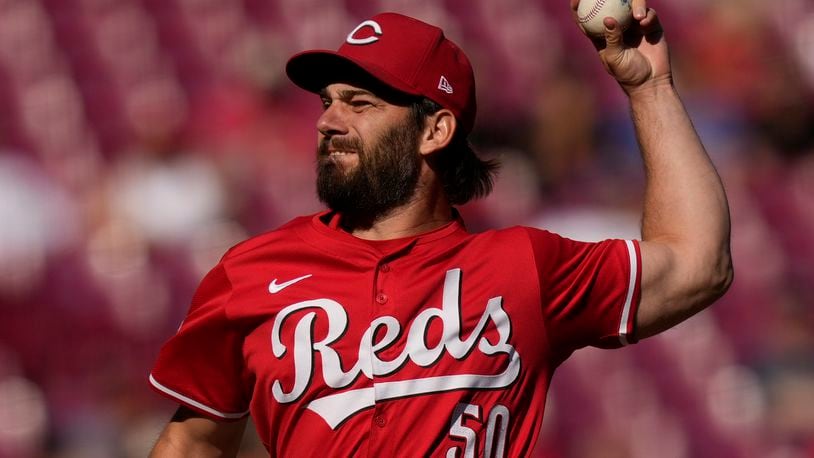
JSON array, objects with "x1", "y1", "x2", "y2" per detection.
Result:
[
  {"x1": 621, "y1": 8, "x2": 661, "y2": 40},
  {"x1": 638, "y1": 8, "x2": 659, "y2": 29},
  {"x1": 631, "y1": 0, "x2": 648, "y2": 20},
  {"x1": 635, "y1": 8, "x2": 664, "y2": 43},
  {"x1": 602, "y1": 19, "x2": 625, "y2": 49}
]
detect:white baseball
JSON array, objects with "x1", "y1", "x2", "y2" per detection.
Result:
[{"x1": 577, "y1": 0, "x2": 633, "y2": 37}]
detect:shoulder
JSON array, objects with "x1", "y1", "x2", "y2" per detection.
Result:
[
  {"x1": 475, "y1": 226, "x2": 574, "y2": 268},
  {"x1": 457, "y1": 225, "x2": 553, "y2": 260},
  {"x1": 478, "y1": 225, "x2": 560, "y2": 246},
  {"x1": 222, "y1": 214, "x2": 316, "y2": 261}
]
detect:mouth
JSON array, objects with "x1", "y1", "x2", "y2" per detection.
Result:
[
  {"x1": 328, "y1": 150, "x2": 356, "y2": 157},
  {"x1": 324, "y1": 149, "x2": 360, "y2": 163},
  {"x1": 318, "y1": 137, "x2": 362, "y2": 164},
  {"x1": 321, "y1": 149, "x2": 360, "y2": 170}
]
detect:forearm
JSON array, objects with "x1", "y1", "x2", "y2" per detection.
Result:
[
  {"x1": 630, "y1": 80, "x2": 733, "y2": 335},
  {"x1": 632, "y1": 80, "x2": 729, "y2": 247},
  {"x1": 150, "y1": 407, "x2": 247, "y2": 458}
]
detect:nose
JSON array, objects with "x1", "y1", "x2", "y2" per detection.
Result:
[{"x1": 317, "y1": 102, "x2": 348, "y2": 138}]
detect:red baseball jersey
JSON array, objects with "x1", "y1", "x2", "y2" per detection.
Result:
[{"x1": 150, "y1": 211, "x2": 641, "y2": 457}]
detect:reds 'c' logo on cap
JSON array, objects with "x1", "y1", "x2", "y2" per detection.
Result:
[{"x1": 346, "y1": 19, "x2": 382, "y2": 45}]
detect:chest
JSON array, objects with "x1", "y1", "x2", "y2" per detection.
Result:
[{"x1": 229, "y1": 251, "x2": 549, "y2": 429}]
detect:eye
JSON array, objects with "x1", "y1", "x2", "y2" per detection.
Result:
[
  {"x1": 350, "y1": 98, "x2": 373, "y2": 110},
  {"x1": 320, "y1": 98, "x2": 332, "y2": 110}
]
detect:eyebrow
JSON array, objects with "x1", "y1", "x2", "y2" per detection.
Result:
[{"x1": 319, "y1": 88, "x2": 378, "y2": 100}]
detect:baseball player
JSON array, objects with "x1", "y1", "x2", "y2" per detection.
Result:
[{"x1": 148, "y1": 2, "x2": 732, "y2": 456}]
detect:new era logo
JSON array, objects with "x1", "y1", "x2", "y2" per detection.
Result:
[{"x1": 438, "y1": 76, "x2": 453, "y2": 94}]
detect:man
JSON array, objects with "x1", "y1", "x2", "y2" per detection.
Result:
[{"x1": 148, "y1": 2, "x2": 733, "y2": 456}]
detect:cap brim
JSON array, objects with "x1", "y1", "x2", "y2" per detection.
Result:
[{"x1": 286, "y1": 50, "x2": 421, "y2": 97}]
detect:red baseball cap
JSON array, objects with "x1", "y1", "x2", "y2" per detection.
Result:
[{"x1": 286, "y1": 12, "x2": 477, "y2": 134}]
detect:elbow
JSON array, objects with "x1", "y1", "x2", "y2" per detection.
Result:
[
  {"x1": 719, "y1": 257, "x2": 735, "y2": 298},
  {"x1": 702, "y1": 251, "x2": 734, "y2": 305},
  {"x1": 635, "y1": 246, "x2": 733, "y2": 340}
]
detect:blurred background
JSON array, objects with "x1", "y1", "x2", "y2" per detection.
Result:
[{"x1": 0, "y1": 0, "x2": 812, "y2": 456}]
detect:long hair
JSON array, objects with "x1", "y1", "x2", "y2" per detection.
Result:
[{"x1": 409, "y1": 98, "x2": 500, "y2": 205}]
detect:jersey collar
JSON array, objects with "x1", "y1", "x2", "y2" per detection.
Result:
[{"x1": 302, "y1": 210, "x2": 468, "y2": 258}]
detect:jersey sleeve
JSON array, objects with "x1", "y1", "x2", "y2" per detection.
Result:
[
  {"x1": 149, "y1": 261, "x2": 251, "y2": 421},
  {"x1": 525, "y1": 228, "x2": 641, "y2": 355}
]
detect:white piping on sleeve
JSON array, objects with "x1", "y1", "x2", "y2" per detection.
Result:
[
  {"x1": 149, "y1": 374, "x2": 249, "y2": 419},
  {"x1": 618, "y1": 240, "x2": 638, "y2": 345}
]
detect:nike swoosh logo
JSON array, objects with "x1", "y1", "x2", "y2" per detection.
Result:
[{"x1": 268, "y1": 274, "x2": 312, "y2": 294}]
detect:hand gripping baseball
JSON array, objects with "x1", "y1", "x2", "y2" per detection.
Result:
[{"x1": 571, "y1": 0, "x2": 672, "y2": 95}]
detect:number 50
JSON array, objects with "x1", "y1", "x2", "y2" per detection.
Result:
[{"x1": 446, "y1": 403, "x2": 509, "y2": 458}]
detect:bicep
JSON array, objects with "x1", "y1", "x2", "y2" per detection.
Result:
[
  {"x1": 636, "y1": 239, "x2": 722, "y2": 339},
  {"x1": 150, "y1": 406, "x2": 248, "y2": 458}
]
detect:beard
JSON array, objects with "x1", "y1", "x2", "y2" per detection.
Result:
[{"x1": 316, "y1": 121, "x2": 422, "y2": 224}]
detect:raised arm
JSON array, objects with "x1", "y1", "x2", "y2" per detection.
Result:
[
  {"x1": 150, "y1": 406, "x2": 248, "y2": 458},
  {"x1": 571, "y1": 0, "x2": 733, "y2": 339}
]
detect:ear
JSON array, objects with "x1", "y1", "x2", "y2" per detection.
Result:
[{"x1": 418, "y1": 109, "x2": 456, "y2": 156}]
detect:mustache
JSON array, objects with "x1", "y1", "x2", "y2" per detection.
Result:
[{"x1": 318, "y1": 137, "x2": 365, "y2": 156}]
